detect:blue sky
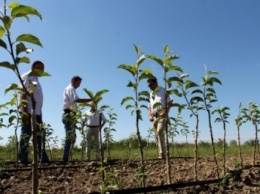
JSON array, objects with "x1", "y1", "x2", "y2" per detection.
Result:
[{"x1": 1, "y1": 0, "x2": 260, "y2": 147}]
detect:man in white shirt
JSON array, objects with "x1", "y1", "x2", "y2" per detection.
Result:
[
  {"x1": 82, "y1": 102, "x2": 107, "y2": 160},
  {"x1": 62, "y1": 76, "x2": 92, "y2": 163},
  {"x1": 147, "y1": 76, "x2": 173, "y2": 159},
  {"x1": 18, "y1": 60, "x2": 49, "y2": 163}
]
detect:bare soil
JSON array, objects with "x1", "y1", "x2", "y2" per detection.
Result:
[{"x1": 0, "y1": 155, "x2": 260, "y2": 194}]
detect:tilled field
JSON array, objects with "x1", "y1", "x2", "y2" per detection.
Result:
[{"x1": 0, "y1": 155, "x2": 260, "y2": 193}]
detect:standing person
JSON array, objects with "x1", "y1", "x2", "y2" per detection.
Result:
[
  {"x1": 82, "y1": 102, "x2": 107, "y2": 161},
  {"x1": 147, "y1": 76, "x2": 173, "y2": 159},
  {"x1": 62, "y1": 76, "x2": 92, "y2": 163},
  {"x1": 18, "y1": 60, "x2": 49, "y2": 164}
]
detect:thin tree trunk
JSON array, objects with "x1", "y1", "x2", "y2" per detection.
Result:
[
  {"x1": 31, "y1": 95, "x2": 38, "y2": 194},
  {"x1": 253, "y1": 123, "x2": 258, "y2": 166},
  {"x1": 207, "y1": 109, "x2": 220, "y2": 179},
  {"x1": 194, "y1": 115, "x2": 199, "y2": 181},
  {"x1": 223, "y1": 122, "x2": 226, "y2": 175},
  {"x1": 99, "y1": 113, "x2": 105, "y2": 182},
  {"x1": 136, "y1": 109, "x2": 145, "y2": 187},
  {"x1": 165, "y1": 121, "x2": 172, "y2": 184},
  {"x1": 237, "y1": 126, "x2": 243, "y2": 167}
]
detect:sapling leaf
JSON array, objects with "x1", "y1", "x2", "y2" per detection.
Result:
[
  {"x1": 118, "y1": 64, "x2": 136, "y2": 76},
  {"x1": 121, "y1": 96, "x2": 134, "y2": 105},
  {"x1": 185, "y1": 80, "x2": 198, "y2": 89},
  {"x1": 0, "y1": 39, "x2": 7, "y2": 49},
  {"x1": 211, "y1": 77, "x2": 222, "y2": 85},
  {"x1": 126, "y1": 104, "x2": 134, "y2": 110},
  {"x1": 0, "y1": 61, "x2": 15, "y2": 71},
  {"x1": 0, "y1": 26, "x2": 6, "y2": 38},
  {"x1": 11, "y1": 5, "x2": 42, "y2": 20},
  {"x1": 2, "y1": 16, "x2": 12, "y2": 31},
  {"x1": 16, "y1": 42, "x2": 27, "y2": 56},
  {"x1": 16, "y1": 56, "x2": 30, "y2": 64},
  {"x1": 153, "y1": 102, "x2": 162, "y2": 109},
  {"x1": 145, "y1": 54, "x2": 163, "y2": 66},
  {"x1": 138, "y1": 91, "x2": 150, "y2": 98},
  {"x1": 96, "y1": 90, "x2": 109, "y2": 99},
  {"x1": 29, "y1": 70, "x2": 51, "y2": 77},
  {"x1": 191, "y1": 89, "x2": 203, "y2": 95},
  {"x1": 5, "y1": 83, "x2": 20, "y2": 94},
  {"x1": 168, "y1": 65, "x2": 183, "y2": 72},
  {"x1": 138, "y1": 96, "x2": 149, "y2": 102},
  {"x1": 16, "y1": 34, "x2": 43, "y2": 47},
  {"x1": 83, "y1": 88, "x2": 94, "y2": 99}
]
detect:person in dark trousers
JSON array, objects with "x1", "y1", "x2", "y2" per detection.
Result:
[
  {"x1": 18, "y1": 60, "x2": 49, "y2": 164},
  {"x1": 62, "y1": 76, "x2": 92, "y2": 163},
  {"x1": 147, "y1": 76, "x2": 173, "y2": 159}
]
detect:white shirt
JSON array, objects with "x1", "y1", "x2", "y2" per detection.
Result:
[
  {"x1": 62, "y1": 83, "x2": 79, "y2": 112},
  {"x1": 20, "y1": 70, "x2": 43, "y2": 115},
  {"x1": 84, "y1": 109, "x2": 106, "y2": 126},
  {"x1": 149, "y1": 86, "x2": 173, "y2": 115}
]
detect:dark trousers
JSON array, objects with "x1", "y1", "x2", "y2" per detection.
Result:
[
  {"x1": 62, "y1": 112, "x2": 76, "y2": 162},
  {"x1": 18, "y1": 114, "x2": 49, "y2": 163}
]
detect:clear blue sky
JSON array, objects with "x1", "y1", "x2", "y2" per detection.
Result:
[{"x1": 1, "y1": 0, "x2": 260, "y2": 147}]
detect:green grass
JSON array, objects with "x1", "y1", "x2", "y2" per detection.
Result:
[{"x1": 0, "y1": 141, "x2": 257, "y2": 163}]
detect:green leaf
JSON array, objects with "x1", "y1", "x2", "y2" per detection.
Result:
[
  {"x1": 138, "y1": 96, "x2": 149, "y2": 102},
  {"x1": 16, "y1": 34, "x2": 43, "y2": 47},
  {"x1": 127, "y1": 81, "x2": 137, "y2": 89},
  {"x1": 16, "y1": 56, "x2": 30, "y2": 64},
  {"x1": 168, "y1": 55, "x2": 179, "y2": 60},
  {"x1": 0, "y1": 26, "x2": 6, "y2": 38},
  {"x1": 134, "y1": 44, "x2": 142, "y2": 55},
  {"x1": 9, "y1": 2, "x2": 20, "y2": 9},
  {"x1": 139, "y1": 70, "x2": 154, "y2": 81},
  {"x1": 206, "y1": 88, "x2": 216, "y2": 94},
  {"x1": 0, "y1": 61, "x2": 15, "y2": 71},
  {"x1": 11, "y1": 5, "x2": 42, "y2": 20},
  {"x1": 96, "y1": 90, "x2": 109, "y2": 99},
  {"x1": 8, "y1": 115, "x2": 17, "y2": 124},
  {"x1": 170, "y1": 89, "x2": 182, "y2": 97},
  {"x1": 137, "y1": 55, "x2": 146, "y2": 65},
  {"x1": 191, "y1": 89, "x2": 203, "y2": 95},
  {"x1": 2, "y1": 16, "x2": 12, "y2": 31},
  {"x1": 208, "y1": 70, "x2": 219, "y2": 75},
  {"x1": 185, "y1": 80, "x2": 198, "y2": 89},
  {"x1": 168, "y1": 76, "x2": 182, "y2": 83},
  {"x1": 0, "y1": 39, "x2": 7, "y2": 49},
  {"x1": 210, "y1": 77, "x2": 222, "y2": 85},
  {"x1": 164, "y1": 45, "x2": 170, "y2": 54},
  {"x1": 121, "y1": 96, "x2": 134, "y2": 105},
  {"x1": 83, "y1": 88, "x2": 94, "y2": 99},
  {"x1": 126, "y1": 104, "x2": 134, "y2": 110},
  {"x1": 16, "y1": 42, "x2": 27, "y2": 56},
  {"x1": 138, "y1": 91, "x2": 150, "y2": 98},
  {"x1": 118, "y1": 64, "x2": 136, "y2": 76},
  {"x1": 28, "y1": 70, "x2": 51, "y2": 77},
  {"x1": 190, "y1": 96, "x2": 203, "y2": 103},
  {"x1": 145, "y1": 54, "x2": 163, "y2": 66},
  {"x1": 5, "y1": 83, "x2": 21, "y2": 94},
  {"x1": 140, "y1": 104, "x2": 148, "y2": 109},
  {"x1": 152, "y1": 102, "x2": 162, "y2": 109}
]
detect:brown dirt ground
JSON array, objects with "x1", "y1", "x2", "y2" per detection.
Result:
[{"x1": 0, "y1": 155, "x2": 260, "y2": 194}]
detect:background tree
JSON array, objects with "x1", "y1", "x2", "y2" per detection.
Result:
[
  {"x1": 241, "y1": 101, "x2": 260, "y2": 166},
  {"x1": 212, "y1": 106, "x2": 230, "y2": 175},
  {"x1": 103, "y1": 106, "x2": 117, "y2": 160}
]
